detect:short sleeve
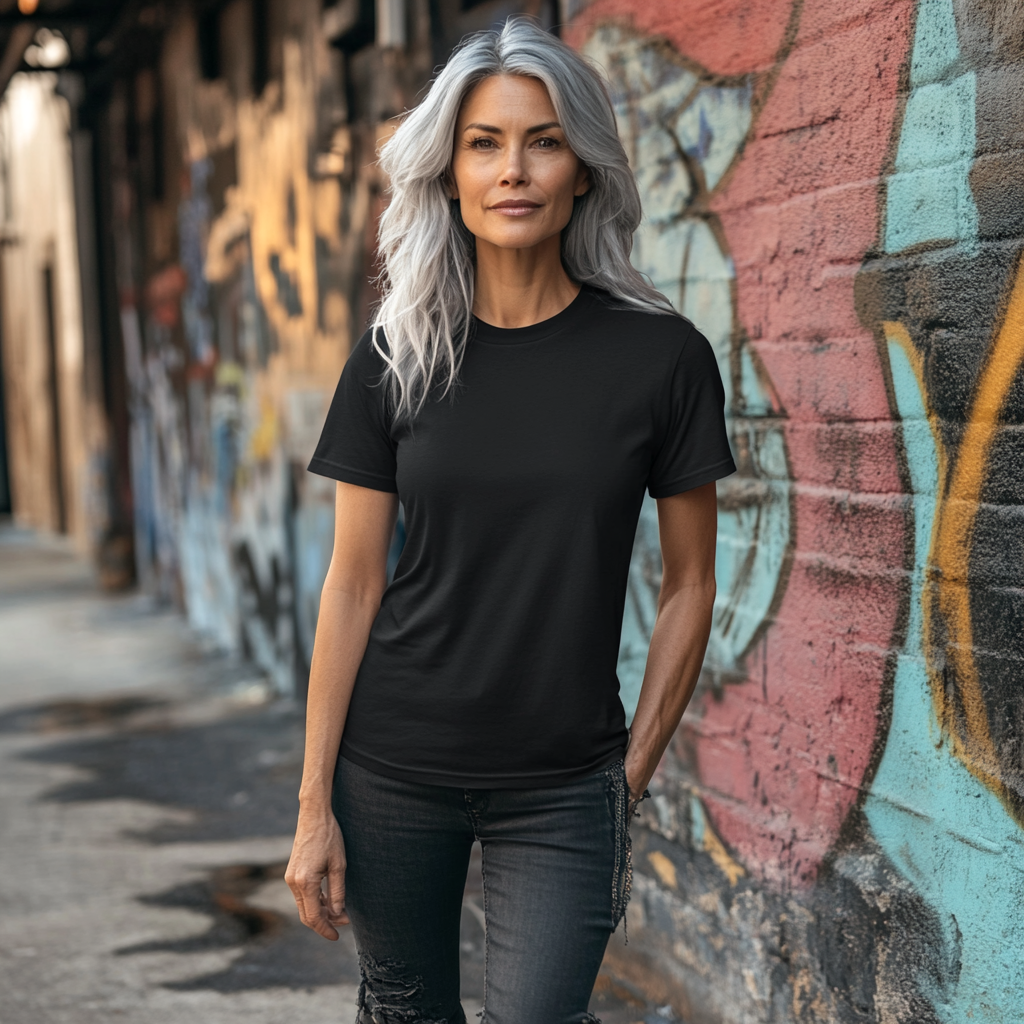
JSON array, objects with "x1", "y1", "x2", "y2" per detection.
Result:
[
  {"x1": 647, "y1": 326, "x2": 736, "y2": 498},
  {"x1": 308, "y1": 330, "x2": 398, "y2": 492}
]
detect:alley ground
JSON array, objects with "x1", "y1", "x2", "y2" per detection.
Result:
[{"x1": 0, "y1": 525, "x2": 664, "y2": 1024}]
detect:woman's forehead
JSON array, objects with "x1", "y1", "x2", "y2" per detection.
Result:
[{"x1": 457, "y1": 75, "x2": 555, "y2": 125}]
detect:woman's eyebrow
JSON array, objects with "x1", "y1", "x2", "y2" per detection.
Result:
[{"x1": 462, "y1": 121, "x2": 562, "y2": 134}]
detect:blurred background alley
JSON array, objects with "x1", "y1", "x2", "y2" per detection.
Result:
[{"x1": 1, "y1": 0, "x2": 1023, "y2": 1022}]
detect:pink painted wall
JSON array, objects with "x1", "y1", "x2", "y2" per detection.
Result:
[{"x1": 571, "y1": 0, "x2": 913, "y2": 888}]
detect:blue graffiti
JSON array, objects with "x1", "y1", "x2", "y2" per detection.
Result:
[
  {"x1": 179, "y1": 159, "x2": 215, "y2": 363},
  {"x1": 866, "y1": 336, "x2": 1024, "y2": 1022},
  {"x1": 884, "y1": 0, "x2": 977, "y2": 253},
  {"x1": 867, "y1": 3, "x2": 1024, "y2": 1018}
]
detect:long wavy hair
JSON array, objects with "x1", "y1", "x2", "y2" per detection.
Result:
[{"x1": 373, "y1": 17, "x2": 675, "y2": 421}]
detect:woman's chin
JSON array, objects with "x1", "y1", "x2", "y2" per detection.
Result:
[{"x1": 473, "y1": 227, "x2": 563, "y2": 253}]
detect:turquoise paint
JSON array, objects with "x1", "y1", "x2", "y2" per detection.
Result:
[
  {"x1": 908, "y1": 0, "x2": 960, "y2": 84},
  {"x1": 884, "y1": 0, "x2": 978, "y2": 251},
  {"x1": 675, "y1": 83, "x2": 752, "y2": 192},
  {"x1": 871, "y1": 7, "x2": 1024, "y2": 1013},
  {"x1": 293, "y1": 497, "x2": 336, "y2": 666},
  {"x1": 618, "y1": 492, "x2": 661, "y2": 719},
  {"x1": 585, "y1": 27, "x2": 791, "y2": 715},
  {"x1": 690, "y1": 792, "x2": 707, "y2": 847},
  {"x1": 865, "y1": 340, "x2": 1024, "y2": 1021},
  {"x1": 739, "y1": 346, "x2": 772, "y2": 417}
]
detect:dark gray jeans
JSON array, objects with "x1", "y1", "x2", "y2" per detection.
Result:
[{"x1": 332, "y1": 755, "x2": 633, "y2": 1024}]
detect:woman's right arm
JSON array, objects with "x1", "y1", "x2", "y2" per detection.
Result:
[{"x1": 285, "y1": 481, "x2": 399, "y2": 940}]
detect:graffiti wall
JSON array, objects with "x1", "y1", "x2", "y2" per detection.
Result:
[
  {"x1": 567, "y1": 0, "x2": 1024, "y2": 1020},
  {"x1": 100, "y1": 1, "x2": 437, "y2": 692}
]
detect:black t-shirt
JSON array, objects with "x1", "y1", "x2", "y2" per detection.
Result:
[{"x1": 309, "y1": 286, "x2": 735, "y2": 788}]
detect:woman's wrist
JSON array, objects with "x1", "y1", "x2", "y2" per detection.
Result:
[
  {"x1": 297, "y1": 790, "x2": 334, "y2": 816},
  {"x1": 623, "y1": 749, "x2": 649, "y2": 800}
]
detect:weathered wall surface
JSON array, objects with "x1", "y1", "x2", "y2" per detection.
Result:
[
  {"x1": 98, "y1": 0, "x2": 438, "y2": 691},
  {"x1": 0, "y1": 72, "x2": 107, "y2": 551},
  {"x1": 567, "y1": 0, "x2": 1024, "y2": 1020},
  {"x1": 116, "y1": 5, "x2": 351, "y2": 688}
]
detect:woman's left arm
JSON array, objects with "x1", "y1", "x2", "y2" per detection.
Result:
[{"x1": 624, "y1": 480, "x2": 718, "y2": 803}]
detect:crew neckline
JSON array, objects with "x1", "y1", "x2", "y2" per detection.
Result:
[{"x1": 471, "y1": 285, "x2": 596, "y2": 345}]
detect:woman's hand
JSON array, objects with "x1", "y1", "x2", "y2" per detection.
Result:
[
  {"x1": 285, "y1": 807, "x2": 350, "y2": 940},
  {"x1": 624, "y1": 756, "x2": 648, "y2": 816}
]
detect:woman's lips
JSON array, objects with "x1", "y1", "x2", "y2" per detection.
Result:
[{"x1": 490, "y1": 201, "x2": 541, "y2": 216}]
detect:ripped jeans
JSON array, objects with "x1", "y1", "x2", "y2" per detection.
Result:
[{"x1": 332, "y1": 756, "x2": 634, "y2": 1024}]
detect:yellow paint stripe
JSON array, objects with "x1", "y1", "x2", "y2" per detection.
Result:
[
  {"x1": 647, "y1": 850, "x2": 678, "y2": 890},
  {"x1": 689, "y1": 792, "x2": 747, "y2": 886},
  {"x1": 703, "y1": 819, "x2": 746, "y2": 887},
  {"x1": 882, "y1": 321, "x2": 948, "y2": 730},
  {"x1": 881, "y1": 322, "x2": 998, "y2": 792},
  {"x1": 930, "y1": 254, "x2": 1024, "y2": 796}
]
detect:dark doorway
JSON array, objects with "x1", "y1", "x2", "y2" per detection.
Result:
[{"x1": 43, "y1": 263, "x2": 66, "y2": 533}]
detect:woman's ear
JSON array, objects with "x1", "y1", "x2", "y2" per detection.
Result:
[
  {"x1": 444, "y1": 170, "x2": 459, "y2": 201},
  {"x1": 574, "y1": 164, "x2": 591, "y2": 198}
]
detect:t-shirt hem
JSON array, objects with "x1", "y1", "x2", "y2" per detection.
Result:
[
  {"x1": 339, "y1": 742, "x2": 627, "y2": 789},
  {"x1": 648, "y1": 456, "x2": 737, "y2": 499},
  {"x1": 307, "y1": 456, "x2": 398, "y2": 493}
]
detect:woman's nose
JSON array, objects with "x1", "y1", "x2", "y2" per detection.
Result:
[{"x1": 499, "y1": 147, "x2": 528, "y2": 187}]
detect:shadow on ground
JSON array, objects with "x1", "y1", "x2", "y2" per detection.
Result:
[
  {"x1": 12, "y1": 698, "x2": 304, "y2": 843},
  {"x1": 6, "y1": 693, "x2": 481, "y2": 998},
  {"x1": 116, "y1": 860, "x2": 364, "y2": 993}
]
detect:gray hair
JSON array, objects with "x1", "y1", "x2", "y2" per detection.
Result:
[{"x1": 373, "y1": 17, "x2": 675, "y2": 421}]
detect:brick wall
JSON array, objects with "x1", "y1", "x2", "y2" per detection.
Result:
[{"x1": 567, "y1": 1, "x2": 1024, "y2": 1020}]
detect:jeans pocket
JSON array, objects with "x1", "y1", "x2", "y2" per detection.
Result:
[{"x1": 604, "y1": 758, "x2": 632, "y2": 933}]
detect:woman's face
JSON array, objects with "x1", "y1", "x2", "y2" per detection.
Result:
[{"x1": 450, "y1": 74, "x2": 589, "y2": 253}]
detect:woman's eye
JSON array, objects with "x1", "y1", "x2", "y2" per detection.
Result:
[
  {"x1": 534, "y1": 136, "x2": 559, "y2": 149},
  {"x1": 470, "y1": 137, "x2": 496, "y2": 149}
]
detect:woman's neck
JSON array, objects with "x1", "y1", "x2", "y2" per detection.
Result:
[{"x1": 472, "y1": 234, "x2": 580, "y2": 329}]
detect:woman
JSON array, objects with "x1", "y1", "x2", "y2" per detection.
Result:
[{"x1": 286, "y1": 17, "x2": 734, "y2": 1024}]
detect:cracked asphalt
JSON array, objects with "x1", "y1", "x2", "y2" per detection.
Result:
[{"x1": 0, "y1": 526, "x2": 655, "y2": 1023}]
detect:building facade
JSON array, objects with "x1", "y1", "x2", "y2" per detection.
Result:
[{"x1": 0, "y1": 71, "x2": 107, "y2": 552}]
